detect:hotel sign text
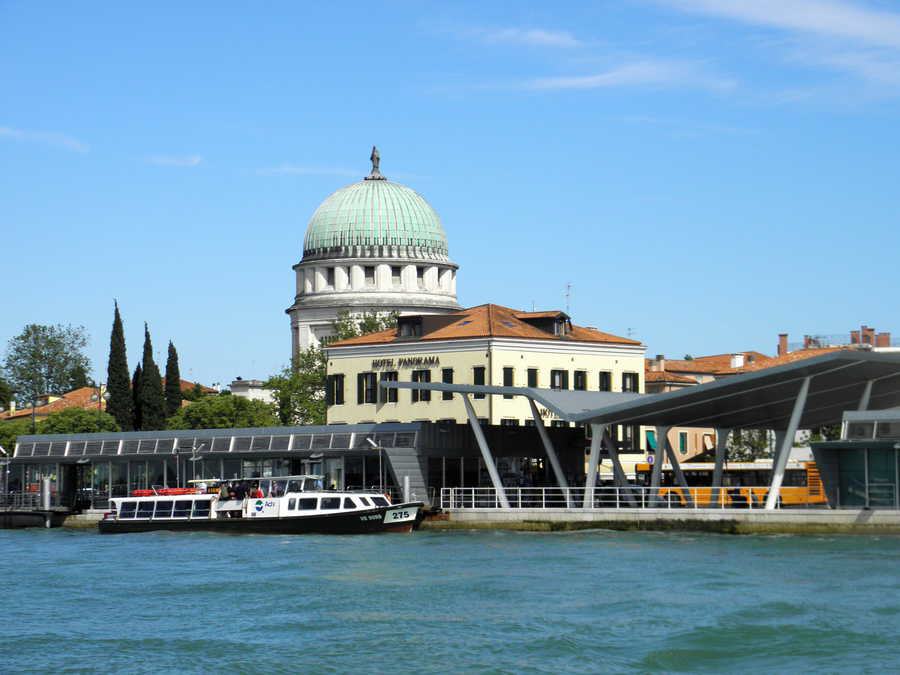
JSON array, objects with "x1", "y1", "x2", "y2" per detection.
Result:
[{"x1": 371, "y1": 356, "x2": 440, "y2": 369}]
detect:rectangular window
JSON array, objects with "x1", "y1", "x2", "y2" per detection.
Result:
[
  {"x1": 137, "y1": 501, "x2": 154, "y2": 519},
  {"x1": 321, "y1": 497, "x2": 341, "y2": 510},
  {"x1": 573, "y1": 371, "x2": 587, "y2": 391},
  {"x1": 173, "y1": 500, "x2": 192, "y2": 518},
  {"x1": 524, "y1": 419, "x2": 536, "y2": 427},
  {"x1": 527, "y1": 368, "x2": 538, "y2": 388},
  {"x1": 416, "y1": 266, "x2": 425, "y2": 289},
  {"x1": 326, "y1": 267, "x2": 335, "y2": 288},
  {"x1": 442, "y1": 368, "x2": 454, "y2": 400},
  {"x1": 412, "y1": 369, "x2": 431, "y2": 402},
  {"x1": 119, "y1": 502, "x2": 137, "y2": 518},
  {"x1": 598, "y1": 371, "x2": 612, "y2": 392},
  {"x1": 364, "y1": 266, "x2": 375, "y2": 287},
  {"x1": 379, "y1": 371, "x2": 398, "y2": 403},
  {"x1": 503, "y1": 367, "x2": 514, "y2": 399},
  {"x1": 298, "y1": 498, "x2": 317, "y2": 510},
  {"x1": 357, "y1": 372, "x2": 377, "y2": 404},
  {"x1": 192, "y1": 500, "x2": 210, "y2": 518},
  {"x1": 551, "y1": 420, "x2": 568, "y2": 428},
  {"x1": 391, "y1": 266, "x2": 402, "y2": 288},
  {"x1": 679, "y1": 432, "x2": 688, "y2": 454},
  {"x1": 343, "y1": 497, "x2": 356, "y2": 509},
  {"x1": 473, "y1": 366, "x2": 486, "y2": 399},
  {"x1": 550, "y1": 369, "x2": 569, "y2": 390},
  {"x1": 288, "y1": 498, "x2": 297, "y2": 510},
  {"x1": 153, "y1": 501, "x2": 173, "y2": 518},
  {"x1": 326, "y1": 374, "x2": 345, "y2": 406},
  {"x1": 622, "y1": 372, "x2": 639, "y2": 393},
  {"x1": 500, "y1": 418, "x2": 519, "y2": 426}
]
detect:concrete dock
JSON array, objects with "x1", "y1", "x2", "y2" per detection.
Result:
[{"x1": 422, "y1": 508, "x2": 900, "y2": 535}]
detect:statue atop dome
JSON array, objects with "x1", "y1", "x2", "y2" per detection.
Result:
[{"x1": 366, "y1": 145, "x2": 384, "y2": 180}]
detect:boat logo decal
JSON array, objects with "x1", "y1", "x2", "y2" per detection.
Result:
[{"x1": 255, "y1": 500, "x2": 264, "y2": 512}]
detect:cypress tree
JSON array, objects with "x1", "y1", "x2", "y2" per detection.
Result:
[
  {"x1": 139, "y1": 324, "x2": 166, "y2": 430},
  {"x1": 106, "y1": 301, "x2": 133, "y2": 430},
  {"x1": 131, "y1": 363, "x2": 143, "y2": 431},
  {"x1": 164, "y1": 341, "x2": 182, "y2": 417}
]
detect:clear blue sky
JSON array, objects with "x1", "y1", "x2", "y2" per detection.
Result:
[{"x1": 2, "y1": 0, "x2": 898, "y2": 387}]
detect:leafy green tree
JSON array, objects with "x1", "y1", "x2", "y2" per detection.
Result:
[
  {"x1": 164, "y1": 341, "x2": 183, "y2": 417},
  {"x1": 182, "y1": 382, "x2": 209, "y2": 402},
  {"x1": 0, "y1": 375, "x2": 12, "y2": 410},
  {"x1": 727, "y1": 429, "x2": 772, "y2": 461},
  {"x1": 131, "y1": 363, "x2": 143, "y2": 430},
  {"x1": 106, "y1": 301, "x2": 133, "y2": 430},
  {"x1": 41, "y1": 408, "x2": 120, "y2": 435},
  {"x1": 332, "y1": 310, "x2": 399, "y2": 341},
  {"x1": 139, "y1": 324, "x2": 166, "y2": 430},
  {"x1": 267, "y1": 348, "x2": 327, "y2": 425},
  {"x1": 0, "y1": 419, "x2": 32, "y2": 456},
  {"x1": 167, "y1": 393, "x2": 277, "y2": 430},
  {"x1": 266, "y1": 311, "x2": 398, "y2": 426},
  {"x1": 3, "y1": 324, "x2": 91, "y2": 405}
]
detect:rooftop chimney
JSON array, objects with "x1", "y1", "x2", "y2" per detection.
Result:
[
  {"x1": 851, "y1": 330, "x2": 860, "y2": 345},
  {"x1": 877, "y1": 332, "x2": 891, "y2": 348},
  {"x1": 778, "y1": 333, "x2": 788, "y2": 357},
  {"x1": 653, "y1": 354, "x2": 666, "y2": 372},
  {"x1": 803, "y1": 335, "x2": 812, "y2": 349},
  {"x1": 863, "y1": 326, "x2": 876, "y2": 345},
  {"x1": 730, "y1": 353, "x2": 745, "y2": 369}
]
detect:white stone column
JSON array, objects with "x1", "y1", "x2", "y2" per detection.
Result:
[
  {"x1": 350, "y1": 264, "x2": 364, "y2": 290},
  {"x1": 314, "y1": 267, "x2": 327, "y2": 292},
  {"x1": 303, "y1": 269, "x2": 313, "y2": 294},
  {"x1": 439, "y1": 267, "x2": 452, "y2": 292},
  {"x1": 334, "y1": 266, "x2": 349, "y2": 291},
  {"x1": 424, "y1": 265, "x2": 438, "y2": 291},
  {"x1": 403, "y1": 264, "x2": 417, "y2": 292},
  {"x1": 376, "y1": 264, "x2": 391, "y2": 290}
]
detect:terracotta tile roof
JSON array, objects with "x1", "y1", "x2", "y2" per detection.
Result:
[
  {"x1": 328, "y1": 303, "x2": 641, "y2": 348},
  {"x1": 720, "y1": 346, "x2": 847, "y2": 374},
  {"x1": 0, "y1": 387, "x2": 106, "y2": 420},
  {"x1": 662, "y1": 351, "x2": 773, "y2": 375},
  {"x1": 513, "y1": 310, "x2": 569, "y2": 320},
  {"x1": 645, "y1": 370, "x2": 697, "y2": 384}
]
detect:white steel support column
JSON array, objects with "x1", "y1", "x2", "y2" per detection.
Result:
[
  {"x1": 859, "y1": 380, "x2": 874, "y2": 411},
  {"x1": 528, "y1": 398, "x2": 569, "y2": 493},
  {"x1": 603, "y1": 429, "x2": 637, "y2": 507},
  {"x1": 663, "y1": 435, "x2": 693, "y2": 507},
  {"x1": 711, "y1": 428, "x2": 731, "y2": 506},
  {"x1": 651, "y1": 426, "x2": 669, "y2": 489},
  {"x1": 765, "y1": 376, "x2": 811, "y2": 510},
  {"x1": 462, "y1": 394, "x2": 510, "y2": 509},
  {"x1": 584, "y1": 424, "x2": 605, "y2": 510}
]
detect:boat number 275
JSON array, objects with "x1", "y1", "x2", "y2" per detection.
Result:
[{"x1": 391, "y1": 511, "x2": 410, "y2": 520}]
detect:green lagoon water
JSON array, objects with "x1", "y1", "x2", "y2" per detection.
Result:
[{"x1": 4, "y1": 528, "x2": 899, "y2": 673}]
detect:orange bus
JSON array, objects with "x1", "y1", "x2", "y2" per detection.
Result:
[{"x1": 633, "y1": 460, "x2": 826, "y2": 507}]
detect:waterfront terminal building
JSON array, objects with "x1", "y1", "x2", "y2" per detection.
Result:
[{"x1": 286, "y1": 148, "x2": 461, "y2": 355}]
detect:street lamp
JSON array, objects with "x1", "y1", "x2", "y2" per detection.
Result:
[{"x1": 90, "y1": 384, "x2": 112, "y2": 412}]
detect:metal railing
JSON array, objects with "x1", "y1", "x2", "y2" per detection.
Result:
[
  {"x1": 0, "y1": 492, "x2": 51, "y2": 510},
  {"x1": 439, "y1": 486, "x2": 826, "y2": 510}
]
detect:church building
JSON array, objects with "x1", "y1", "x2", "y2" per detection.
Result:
[{"x1": 286, "y1": 148, "x2": 461, "y2": 355}]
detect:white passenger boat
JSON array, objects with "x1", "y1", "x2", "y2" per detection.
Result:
[{"x1": 99, "y1": 476, "x2": 423, "y2": 535}]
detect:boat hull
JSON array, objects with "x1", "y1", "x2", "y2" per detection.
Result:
[{"x1": 98, "y1": 503, "x2": 424, "y2": 535}]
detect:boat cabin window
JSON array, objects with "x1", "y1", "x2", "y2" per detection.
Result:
[
  {"x1": 358, "y1": 497, "x2": 370, "y2": 506},
  {"x1": 321, "y1": 497, "x2": 341, "y2": 510},
  {"x1": 270, "y1": 480, "x2": 287, "y2": 497},
  {"x1": 137, "y1": 501, "x2": 155, "y2": 519},
  {"x1": 343, "y1": 498, "x2": 355, "y2": 509},
  {"x1": 298, "y1": 498, "x2": 317, "y2": 510},
  {"x1": 173, "y1": 500, "x2": 193, "y2": 518},
  {"x1": 371, "y1": 497, "x2": 389, "y2": 507},
  {"x1": 288, "y1": 498, "x2": 297, "y2": 510},
  {"x1": 120, "y1": 502, "x2": 137, "y2": 518},
  {"x1": 154, "y1": 501, "x2": 174, "y2": 518},
  {"x1": 192, "y1": 500, "x2": 211, "y2": 518},
  {"x1": 286, "y1": 480, "x2": 304, "y2": 494}
]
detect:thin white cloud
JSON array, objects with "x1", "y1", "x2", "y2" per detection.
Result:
[
  {"x1": 666, "y1": 0, "x2": 900, "y2": 49},
  {"x1": 256, "y1": 164, "x2": 359, "y2": 177},
  {"x1": 469, "y1": 27, "x2": 581, "y2": 48},
  {"x1": 524, "y1": 60, "x2": 736, "y2": 92},
  {"x1": 146, "y1": 155, "x2": 203, "y2": 167},
  {"x1": 0, "y1": 126, "x2": 89, "y2": 152}
]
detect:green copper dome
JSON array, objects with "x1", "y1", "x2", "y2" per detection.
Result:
[{"x1": 303, "y1": 149, "x2": 449, "y2": 259}]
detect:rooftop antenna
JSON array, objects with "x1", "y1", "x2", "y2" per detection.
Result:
[
  {"x1": 565, "y1": 282, "x2": 572, "y2": 314},
  {"x1": 531, "y1": 300, "x2": 535, "y2": 312},
  {"x1": 627, "y1": 327, "x2": 635, "y2": 338}
]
